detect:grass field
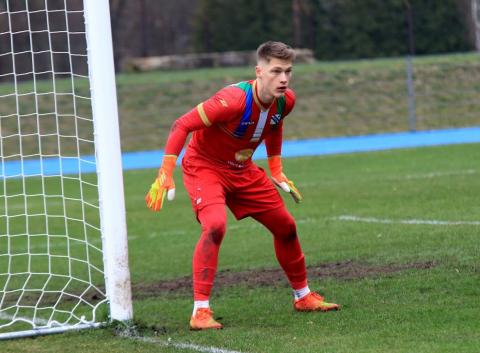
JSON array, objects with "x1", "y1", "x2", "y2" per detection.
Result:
[
  {"x1": 2, "y1": 142, "x2": 479, "y2": 352},
  {"x1": 1, "y1": 51, "x2": 479, "y2": 351}
]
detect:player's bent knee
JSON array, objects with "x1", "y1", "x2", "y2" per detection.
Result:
[
  {"x1": 204, "y1": 220, "x2": 226, "y2": 244},
  {"x1": 276, "y1": 217, "x2": 297, "y2": 241}
]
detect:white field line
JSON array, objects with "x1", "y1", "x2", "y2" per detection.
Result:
[
  {"x1": 130, "y1": 336, "x2": 247, "y2": 353},
  {"x1": 228, "y1": 223, "x2": 262, "y2": 231},
  {"x1": 16, "y1": 210, "x2": 480, "y2": 253},
  {"x1": 2, "y1": 199, "x2": 98, "y2": 213},
  {"x1": 296, "y1": 169, "x2": 478, "y2": 188},
  {"x1": 7, "y1": 238, "x2": 102, "y2": 252},
  {"x1": 129, "y1": 220, "x2": 313, "y2": 240},
  {"x1": 403, "y1": 169, "x2": 477, "y2": 180},
  {"x1": 128, "y1": 229, "x2": 188, "y2": 241},
  {"x1": 334, "y1": 215, "x2": 480, "y2": 226},
  {"x1": 14, "y1": 230, "x2": 183, "y2": 251},
  {"x1": 24, "y1": 219, "x2": 306, "y2": 251},
  {"x1": 12, "y1": 210, "x2": 480, "y2": 253},
  {"x1": 25, "y1": 218, "x2": 315, "y2": 250}
]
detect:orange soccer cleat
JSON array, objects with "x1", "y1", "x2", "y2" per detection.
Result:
[
  {"x1": 189, "y1": 308, "x2": 223, "y2": 330},
  {"x1": 294, "y1": 292, "x2": 340, "y2": 312}
]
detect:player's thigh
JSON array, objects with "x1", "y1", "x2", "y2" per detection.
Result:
[{"x1": 182, "y1": 164, "x2": 227, "y2": 214}]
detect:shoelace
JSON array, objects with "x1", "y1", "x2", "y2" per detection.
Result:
[
  {"x1": 308, "y1": 292, "x2": 324, "y2": 302},
  {"x1": 195, "y1": 308, "x2": 213, "y2": 319}
]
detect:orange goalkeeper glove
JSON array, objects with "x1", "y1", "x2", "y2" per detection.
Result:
[
  {"x1": 145, "y1": 155, "x2": 177, "y2": 211},
  {"x1": 268, "y1": 155, "x2": 303, "y2": 203}
]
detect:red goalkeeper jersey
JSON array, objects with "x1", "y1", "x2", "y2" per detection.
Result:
[{"x1": 165, "y1": 79, "x2": 295, "y2": 169}]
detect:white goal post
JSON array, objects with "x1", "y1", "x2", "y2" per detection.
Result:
[{"x1": 0, "y1": 0, "x2": 133, "y2": 339}]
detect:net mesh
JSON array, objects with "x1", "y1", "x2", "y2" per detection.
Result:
[{"x1": 0, "y1": 0, "x2": 107, "y2": 333}]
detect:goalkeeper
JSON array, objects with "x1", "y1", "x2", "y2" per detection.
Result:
[{"x1": 146, "y1": 41, "x2": 339, "y2": 330}]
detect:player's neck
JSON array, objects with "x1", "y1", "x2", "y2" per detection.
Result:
[{"x1": 254, "y1": 79, "x2": 274, "y2": 109}]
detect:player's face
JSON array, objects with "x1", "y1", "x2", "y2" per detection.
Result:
[{"x1": 256, "y1": 58, "x2": 293, "y2": 102}]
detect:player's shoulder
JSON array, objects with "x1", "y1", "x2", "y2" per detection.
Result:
[
  {"x1": 224, "y1": 80, "x2": 254, "y2": 99},
  {"x1": 212, "y1": 81, "x2": 251, "y2": 108}
]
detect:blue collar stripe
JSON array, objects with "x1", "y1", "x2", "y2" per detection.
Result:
[{"x1": 233, "y1": 86, "x2": 253, "y2": 138}]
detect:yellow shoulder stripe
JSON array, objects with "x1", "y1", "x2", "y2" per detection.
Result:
[{"x1": 197, "y1": 103, "x2": 212, "y2": 127}]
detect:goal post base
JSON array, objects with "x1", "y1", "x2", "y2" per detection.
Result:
[{"x1": 0, "y1": 322, "x2": 103, "y2": 341}]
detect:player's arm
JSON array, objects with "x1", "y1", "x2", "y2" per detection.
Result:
[
  {"x1": 264, "y1": 89, "x2": 302, "y2": 203},
  {"x1": 146, "y1": 89, "x2": 239, "y2": 211},
  {"x1": 145, "y1": 110, "x2": 202, "y2": 211},
  {"x1": 265, "y1": 122, "x2": 303, "y2": 203}
]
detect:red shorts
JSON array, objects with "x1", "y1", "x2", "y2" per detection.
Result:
[{"x1": 182, "y1": 155, "x2": 285, "y2": 220}]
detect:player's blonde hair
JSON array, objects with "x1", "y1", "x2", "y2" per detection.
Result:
[{"x1": 257, "y1": 41, "x2": 296, "y2": 63}]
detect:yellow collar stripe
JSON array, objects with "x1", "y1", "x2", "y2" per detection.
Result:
[{"x1": 253, "y1": 80, "x2": 274, "y2": 112}]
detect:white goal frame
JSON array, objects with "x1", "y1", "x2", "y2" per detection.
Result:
[
  {"x1": 0, "y1": 0, "x2": 133, "y2": 339},
  {"x1": 83, "y1": 0, "x2": 132, "y2": 324}
]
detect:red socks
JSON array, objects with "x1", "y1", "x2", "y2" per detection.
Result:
[{"x1": 192, "y1": 205, "x2": 226, "y2": 300}]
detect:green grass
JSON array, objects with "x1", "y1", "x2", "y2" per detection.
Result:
[
  {"x1": 2, "y1": 52, "x2": 479, "y2": 351},
  {"x1": 2, "y1": 143, "x2": 479, "y2": 352},
  {"x1": 1, "y1": 53, "x2": 480, "y2": 155}
]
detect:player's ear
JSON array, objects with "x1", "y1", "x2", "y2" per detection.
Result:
[{"x1": 255, "y1": 65, "x2": 262, "y2": 79}]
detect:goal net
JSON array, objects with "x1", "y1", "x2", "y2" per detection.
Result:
[{"x1": 0, "y1": 0, "x2": 132, "y2": 339}]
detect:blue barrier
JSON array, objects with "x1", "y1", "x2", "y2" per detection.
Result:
[{"x1": 2, "y1": 126, "x2": 479, "y2": 177}]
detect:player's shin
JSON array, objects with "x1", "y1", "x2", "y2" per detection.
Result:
[{"x1": 275, "y1": 240, "x2": 308, "y2": 290}]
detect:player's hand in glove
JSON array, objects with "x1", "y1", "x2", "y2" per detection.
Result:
[
  {"x1": 268, "y1": 155, "x2": 303, "y2": 203},
  {"x1": 145, "y1": 155, "x2": 177, "y2": 211}
]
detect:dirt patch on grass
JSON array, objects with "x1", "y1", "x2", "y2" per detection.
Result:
[{"x1": 133, "y1": 260, "x2": 435, "y2": 299}]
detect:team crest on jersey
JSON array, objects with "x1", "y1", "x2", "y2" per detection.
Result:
[
  {"x1": 270, "y1": 113, "x2": 282, "y2": 125},
  {"x1": 235, "y1": 148, "x2": 254, "y2": 162}
]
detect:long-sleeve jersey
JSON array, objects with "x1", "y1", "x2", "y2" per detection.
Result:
[{"x1": 164, "y1": 79, "x2": 295, "y2": 169}]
